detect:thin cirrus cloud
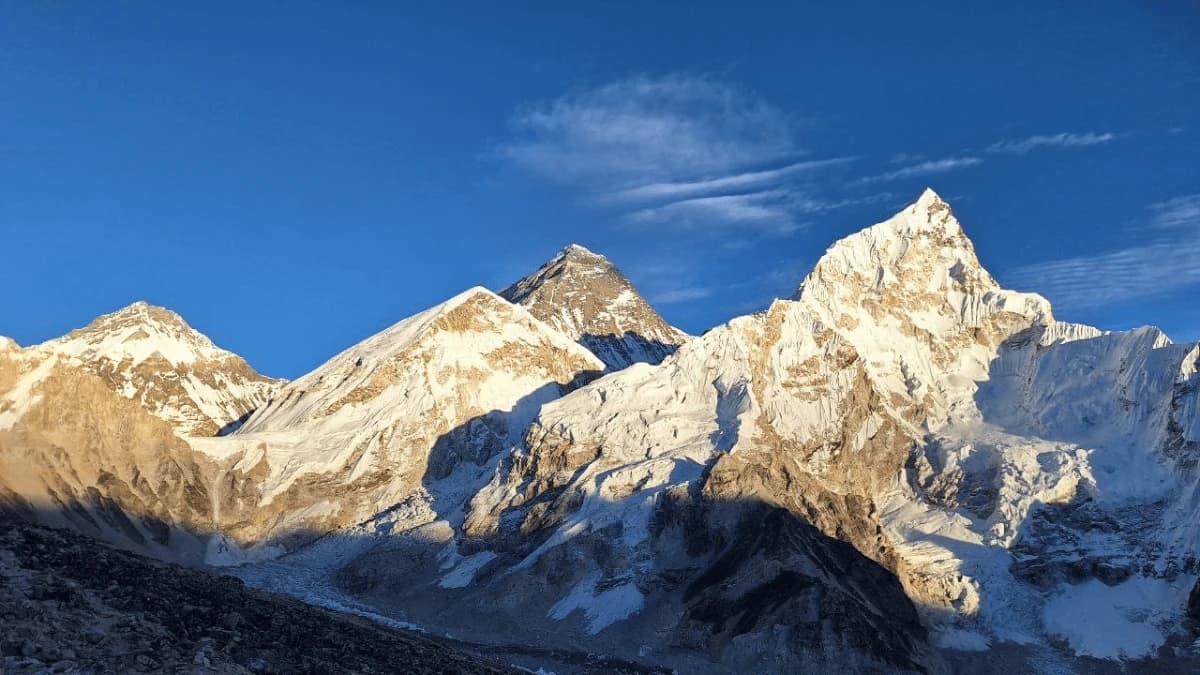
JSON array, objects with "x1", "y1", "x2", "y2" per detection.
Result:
[
  {"x1": 854, "y1": 157, "x2": 983, "y2": 185},
  {"x1": 1005, "y1": 194, "x2": 1200, "y2": 309},
  {"x1": 627, "y1": 191, "x2": 795, "y2": 230},
  {"x1": 987, "y1": 132, "x2": 1116, "y2": 155},
  {"x1": 605, "y1": 157, "x2": 855, "y2": 203},
  {"x1": 496, "y1": 74, "x2": 857, "y2": 236},
  {"x1": 651, "y1": 287, "x2": 714, "y2": 305}
]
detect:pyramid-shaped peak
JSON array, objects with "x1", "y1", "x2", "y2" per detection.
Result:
[
  {"x1": 500, "y1": 245, "x2": 687, "y2": 370},
  {"x1": 916, "y1": 187, "x2": 945, "y2": 207},
  {"x1": 561, "y1": 243, "x2": 602, "y2": 258},
  {"x1": 300, "y1": 285, "x2": 600, "y2": 380},
  {"x1": 550, "y1": 243, "x2": 617, "y2": 273},
  {"x1": 41, "y1": 301, "x2": 230, "y2": 368},
  {"x1": 107, "y1": 300, "x2": 189, "y2": 326},
  {"x1": 440, "y1": 286, "x2": 504, "y2": 311},
  {"x1": 797, "y1": 190, "x2": 995, "y2": 303}
]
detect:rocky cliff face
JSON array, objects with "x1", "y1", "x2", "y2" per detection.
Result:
[
  {"x1": 500, "y1": 244, "x2": 688, "y2": 370},
  {"x1": 0, "y1": 343, "x2": 221, "y2": 563}
]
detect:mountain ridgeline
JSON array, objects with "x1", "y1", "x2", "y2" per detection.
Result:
[{"x1": 3, "y1": 189, "x2": 1200, "y2": 674}]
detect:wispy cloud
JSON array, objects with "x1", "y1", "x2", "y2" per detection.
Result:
[
  {"x1": 625, "y1": 189, "x2": 894, "y2": 235},
  {"x1": 1005, "y1": 194, "x2": 1200, "y2": 309},
  {"x1": 627, "y1": 191, "x2": 797, "y2": 233},
  {"x1": 605, "y1": 157, "x2": 853, "y2": 204},
  {"x1": 499, "y1": 74, "x2": 798, "y2": 185},
  {"x1": 1148, "y1": 194, "x2": 1200, "y2": 230},
  {"x1": 987, "y1": 132, "x2": 1116, "y2": 155},
  {"x1": 651, "y1": 287, "x2": 714, "y2": 304},
  {"x1": 888, "y1": 152, "x2": 925, "y2": 165},
  {"x1": 497, "y1": 74, "x2": 856, "y2": 234},
  {"x1": 624, "y1": 260, "x2": 713, "y2": 306},
  {"x1": 855, "y1": 157, "x2": 982, "y2": 184}
]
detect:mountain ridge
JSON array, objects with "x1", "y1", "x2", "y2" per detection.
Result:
[{"x1": 3, "y1": 190, "x2": 1200, "y2": 672}]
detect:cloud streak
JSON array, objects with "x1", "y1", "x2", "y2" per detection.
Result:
[
  {"x1": 1005, "y1": 194, "x2": 1200, "y2": 309},
  {"x1": 605, "y1": 157, "x2": 854, "y2": 203},
  {"x1": 651, "y1": 287, "x2": 714, "y2": 304},
  {"x1": 497, "y1": 74, "x2": 858, "y2": 233},
  {"x1": 499, "y1": 74, "x2": 799, "y2": 186},
  {"x1": 627, "y1": 190, "x2": 797, "y2": 232},
  {"x1": 855, "y1": 157, "x2": 982, "y2": 184},
  {"x1": 987, "y1": 132, "x2": 1115, "y2": 155}
]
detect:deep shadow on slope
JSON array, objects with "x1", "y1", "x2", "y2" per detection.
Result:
[
  {"x1": 335, "y1": 488, "x2": 935, "y2": 673},
  {"x1": 0, "y1": 516, "x2": 520, "y2": 674},
  {"x1": 579, "y1": 331, "x2": 679, "y2": 369},
  {"x1": 302, "y1": 407, "x2": 943, "y2": 674}
]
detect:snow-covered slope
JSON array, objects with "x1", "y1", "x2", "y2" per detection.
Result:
[
  {"x1": 36, "y1": 301, "x2": 279, "y2": 436},
  {"x1": 188, "y1": 287, "x2": 605, "y2": 555},
  {"x1": 500, "y1": 244, "x2": 688, "y2": 370}
]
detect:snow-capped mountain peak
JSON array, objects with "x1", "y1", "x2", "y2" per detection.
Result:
[
  {"x1": 42, "y1": 301, "x2": 230, "y2": 368},
  {"x1": 189, "y1": 285, "x2": 606, "y2": 548},
  {"x1": 500, "y1": 244, "x2": 688, "y2": 370},
  {"x1": 33, "y1": 301, "x2": 279, "y2": 436}
]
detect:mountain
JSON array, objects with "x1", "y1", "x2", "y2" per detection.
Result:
[
  {"x1": 500, "y1": 244, "x2": 688, "y2": 370},
  {"x1": 6, "y1": 191, "x2": 1200, "y2": 673},
  {"x1": 36, "y1": 301, "x2": 279, "y2": 437},
  {"x1": 189, "y1": 286, "x2": 605, "y2": 557},
  {"x1": 281, "y1": 190, "x2": 1200, "y2": 671},
  {"x1": 0, "y1": 337, "x2": 221, "y2": 563},
  {"x1": 0, "y1": 288, "x2": 603, "y2": 565},
  {"x1": 0, "y1": 302, "x2": 281, "y2": 562}
]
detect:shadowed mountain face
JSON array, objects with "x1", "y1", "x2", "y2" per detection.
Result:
[
  {"x1": 499, "y1": 244, "x2": 687, "y2": 370},
  {"x1": 4, "y1": 191, "x2": 1200, "y2": 672}
]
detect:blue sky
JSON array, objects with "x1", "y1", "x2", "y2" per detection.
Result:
[{"x1": 1, "y1": 2, "x2": 1197, "y2": 378}]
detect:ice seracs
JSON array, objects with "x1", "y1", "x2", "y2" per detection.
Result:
[{"x1": 500, "y1": 243, "x2": 688, "y2": 370}]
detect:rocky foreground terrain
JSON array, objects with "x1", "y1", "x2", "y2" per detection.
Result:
[{"x1": 0, "y1": 520, "x2": 520, "y2": 674}]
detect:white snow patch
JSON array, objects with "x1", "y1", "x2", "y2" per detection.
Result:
[
  {"x1": 548, "y1": 571, "x2": 644, "y2": 633},
  {"x1": 438, "y1": 551, "x2": 497, "y2": 588},
  {"x1": 1042, "y1": 576, "x2": 1191, "y2": 659}
]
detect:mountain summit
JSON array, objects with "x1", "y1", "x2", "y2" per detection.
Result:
[
  {"x1": 499, "y1": 244, "x2": 687, "y2": 370},
  {"x1": 36, "y1": 301, "x2": 279, "y2": 436}
]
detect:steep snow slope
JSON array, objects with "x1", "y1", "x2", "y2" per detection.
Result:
[
  {"x1": 188, "y1": 287, "x2": 605, "y2": 556},
  {"x1": 36, "y1": 301, "x2": 279, "y2": 436},
  {"x1": 500, "y1": 244, "x2": 688, "y2": 370},
  {"x1": 883, "y1": 322, "x2": 1200, "y2": 656}
]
